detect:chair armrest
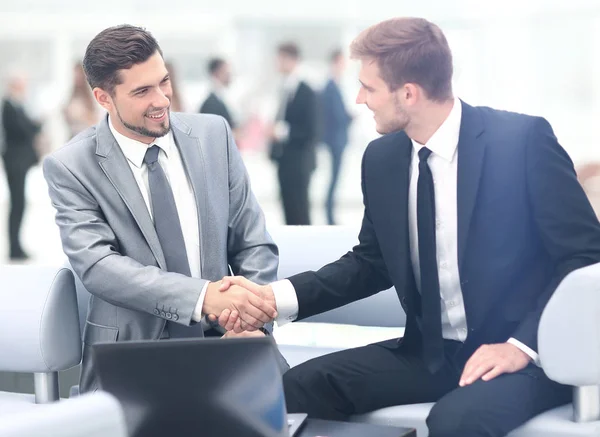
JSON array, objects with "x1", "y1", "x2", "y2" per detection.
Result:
[{"x1": 538, "y1": 262, "x2": 600, "y2": 386}]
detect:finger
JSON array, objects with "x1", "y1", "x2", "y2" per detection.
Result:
[
  {"x1": 233, "y1": 317, "x2": 244, "y2": 334},
  {"x1": 228, "y1": 276, "x2": 263, "y2": 294},
  {"x1": 240, "y1": 319, "x2": 259, "y2": 332},
  {"x1": 207, "y1": 314, "x2": 217, "y2": 322},
  {"x1": 236, "y1": 311, "x2": 263, "y2": 330},
  {"x1": 460, "y1": 347, "x2": 487, "y2": 382},
  {"x1": 460, "y1": 361, "x2": 495, "y2": 386},
  {"x1": 215, "y1": 309, "x2": 230, "y2": 327},
  {"x1": 223, "y1": 310, "x2": 239, "y2": 331},
  {"x1": 247, "y1": 293, "x2": 278, "y2": 321},
  {"x1": 481, "y1": 365, "x2": 506, "y2": 382},
  {"x1": 219, "y1": 277, "x2": 234, "y2": 291}
]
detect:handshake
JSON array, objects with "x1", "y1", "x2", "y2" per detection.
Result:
[{"x1": 202, "y1": 276, "x2": 277, "y2": 333}]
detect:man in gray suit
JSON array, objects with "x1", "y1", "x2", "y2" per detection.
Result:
[{"x1": 43, "y1": 25, "x2": 283, "y2": 393}]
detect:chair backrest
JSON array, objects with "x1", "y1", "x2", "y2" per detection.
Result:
[
  {"x1": 0, "y1": 265, "x2": 82, "y2": 373},
  {"x1": 0, "y1": 391, "x2": 127, "y2": 437},
  {"x1": 268, "y1": 225, "x2": 406, "y2": 327}
]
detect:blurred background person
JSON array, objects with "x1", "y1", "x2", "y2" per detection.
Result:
[
  {"x1": 321, "y1": 49, "x2": 352, "y2": 225},
  {"x1": 165, "y1": 60, "x2": 185, "y2": 112},
  {"x1": 199, "y1": 58, "x2": 236, "y2": 130},
  {"x1": 1, "y1": 72, "x2": 41, "y2": 261},
  {"x1": 63, "y1": 62, "x2": 100, "y2": 139},
  {"x1": 269, "y1": 42, "x2": 318, "y2": 225}
]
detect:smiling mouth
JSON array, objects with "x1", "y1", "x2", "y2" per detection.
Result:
[{"x1": 146, "y1": 109, "x2": 167, "y2": 120}]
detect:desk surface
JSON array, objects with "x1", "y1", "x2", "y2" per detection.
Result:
[{"x1": 299, "y1": 418, "x2": 416, "y2": 437}]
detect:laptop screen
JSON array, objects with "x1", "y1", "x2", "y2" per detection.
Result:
[{"x1": 93, "y1": 337, "x2": 289, "y2": 437}]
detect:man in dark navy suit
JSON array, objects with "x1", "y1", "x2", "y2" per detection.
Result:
[
  {"x1": 321, "y1": 49, "x2": 353, "y2": 225},
  {"x1": 217, "y1": 17, "x2": 600, "y2": 437}
]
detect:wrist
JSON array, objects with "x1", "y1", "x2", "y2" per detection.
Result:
[{"x1": 202, "y1": 282, "x2": 221, "y2": 315}]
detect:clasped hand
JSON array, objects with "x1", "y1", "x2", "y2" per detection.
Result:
[{"x1": 204, "y1": 276, "x2": 276, "y2": 332}]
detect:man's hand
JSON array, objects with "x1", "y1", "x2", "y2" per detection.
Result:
[
  {"x1": 209, "y1": 276, "x2": 276, "y2": 333},
  {"x1": 202, "y1": 281, "x2": 277, "y2": 331},
  {"x1": 459, "y1": 342, "x2": 532, "y2": 387},
  {"x1": 221, "y1": 325, "x2": 266, "y2": 339}
]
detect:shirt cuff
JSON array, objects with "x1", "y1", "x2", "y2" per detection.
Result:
[
  {"x1": 271, "y1": 279, "x2": 298, "y2": 327},
  {"x1": 192, "y1": 282, "x2": 210, "y2": 323},
  {"x1": 507, "y1": 337, "x2": 540, "y2": 366},
  {"x1": 274, "y1": 121, "x2": 290, "y2": 142}
]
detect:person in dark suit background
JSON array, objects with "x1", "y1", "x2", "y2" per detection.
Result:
[
  {"x1": 199, "y1": 58, "x2": 236, "y2": 130},
  {"x1": 269, "y1": 42, "x2": 318, "y2": 225},
  {"x1": 321, "y1": 49, "x2": 353, "y2": 225},
  {"x1": 217, "y1": 17, "x2": 600, "y2": 437},
  {"x1": 1, "y1": 73, "x2": 41, "y2": 260}
]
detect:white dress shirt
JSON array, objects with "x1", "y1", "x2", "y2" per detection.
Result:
[
  {"x1": 108, "y1": 118, "x2": 208, "y2": 323},
  {"x1": 272, "y1": 98, "x2": 539, "y2": 363}
]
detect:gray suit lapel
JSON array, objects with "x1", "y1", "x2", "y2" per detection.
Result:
[
  {"x1": 170, "y1": 114, "x2": 211, "y2": 277},
  {"x1": 95, "y1": 116, "x2": 167, "y2": 270}
]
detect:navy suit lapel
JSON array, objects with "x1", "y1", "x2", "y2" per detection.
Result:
[{"x1": 457, "y1": 101, "x2": 486, "y2": 270}]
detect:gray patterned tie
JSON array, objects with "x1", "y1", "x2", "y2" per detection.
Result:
[
  {"x1": 143, "y1": 145, "x2": 191, "y2": 277},
  {"x1": 144, "y1": 145, "x2": 202, "y2": 338}
]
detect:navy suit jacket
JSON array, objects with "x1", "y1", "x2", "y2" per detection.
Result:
[
  {"x1": 289, "y1": 100, "x2": 600, "y2": 361},
  {"x1": 320, "y1": 79, "x2": 352, "y2": 150}
]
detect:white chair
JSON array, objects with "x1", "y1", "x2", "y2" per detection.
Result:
[
  {"x1": 271, "y1": 225, "x2": 600, "y2": 437},
  {"x1": 0, "y1": 391, "x2": 127, "y2": 437},
  {"x1": 0, "y1": 265, "x2": 82, "y2": 413}
]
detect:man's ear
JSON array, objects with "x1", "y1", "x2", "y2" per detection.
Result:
[
  {"x1": 403, "y1": 83, "x2": 421, "y2": 107},
  {"x1": 93, "y1": 88, "x2": 113, "y2": 112}
]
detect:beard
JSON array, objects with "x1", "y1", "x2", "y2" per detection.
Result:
[
  {"x1": 375, "y1": 94, "x2": 411, "y2": 135},
  {"x1": 117, "y1": 107, "x2": 171, "y2": 139}
]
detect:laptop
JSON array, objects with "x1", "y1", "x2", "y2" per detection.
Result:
[{"x1": 93, "y1": 337, "x2": 307, "y2": 437}]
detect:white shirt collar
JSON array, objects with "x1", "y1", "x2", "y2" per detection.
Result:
[
  {"x1": 210, "y1": 78, "x2": 227, "y2": 100},
  {"x1": 411, "y1": 97, "x2": 462, "y2": 162},
  {"x1": 282, "y1": 71, "x2": 300, "y2": 93},
  {"x1": 108, "y1": 116, "x2": 173, "y2": 169}
]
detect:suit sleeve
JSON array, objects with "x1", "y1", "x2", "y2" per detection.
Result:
[
  {"x1": 43, "y1": 155, "x2": 207, "y2": 326},
  {"x1": 511, "y1": 117, "x2": 600, "y2": 349},
  {"x1": 288, "y1": 149, "x2": 393, "y2": 320},
  {"x1": 224, "y1": 118, "x2": 278, "y2": 285},
  {"x1": 2, "y1": 100, "x2": 41, "y2": 142}
]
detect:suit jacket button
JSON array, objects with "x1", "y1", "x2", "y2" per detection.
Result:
[
  {"x1": 160, "y1": 311, "x2": 166, "y2": 317},
  {"x1": 153, "y1": 309, "x2": 160, "y2": 315},
  {"x1": 166, "y1": 312, "x2": 172, "y2": 319},
  {"x1": 172, "y1": 314, "x2": 179, "y2": 321}
]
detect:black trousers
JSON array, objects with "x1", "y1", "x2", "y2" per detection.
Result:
[
  {"x1": 3, "y1": 157, "x2": 30, "y2": 257},
  {"x1": 277, "y1": 160, "x2": 312, "y2": 226},
  {"x1": 284, "y1": 339, "x2": 571, "y2": 437}
]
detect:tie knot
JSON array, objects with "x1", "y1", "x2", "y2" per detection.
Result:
[
  {"x1": 418, "y1": 147, "x2": 432, "y2": 163},
  {"x1": 144, "y1": 145, "x2": 160, "y2": 166}
]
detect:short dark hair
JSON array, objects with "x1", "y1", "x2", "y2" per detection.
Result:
[
  {"x1": 208, "y1": 58, "x2": 226, "y2": 76},
  {"x1": 277, "y1": 42, "x2": 300, "y2": 59},
  {"x1": 82, "y1": 24, "x2": 163, "y2": 95},
  {"x1": 350, "y1": 17, "x2": 453, "y2": 101}
]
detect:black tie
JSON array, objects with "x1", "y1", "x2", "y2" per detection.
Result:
[
  {"x1": 143, "y1": 145, "x2": 191, "y2": 277},
  {"x1": 417, "y1": 147, "x2": 444, "y2": 373}
]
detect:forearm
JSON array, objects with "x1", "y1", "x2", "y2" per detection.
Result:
[{"x1": 82, "y1": 252, "x2": 207, "y2": 325}]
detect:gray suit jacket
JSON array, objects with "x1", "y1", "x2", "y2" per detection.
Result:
[{"x1": 43, "y1": 113, "x2": 279, "y2": 393}]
